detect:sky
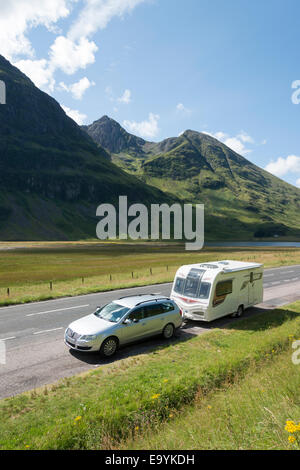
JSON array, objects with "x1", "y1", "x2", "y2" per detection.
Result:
[{"x1": 0, "y1": 0, "x2": 300, "y2": 187}]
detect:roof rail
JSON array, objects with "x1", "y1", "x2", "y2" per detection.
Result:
[
  {"x1": 135, "y1": 297, "x2": 170, "y2": 307},
  {"x1": 118, "y1": 293, "x2": 161, "y2": 300}
]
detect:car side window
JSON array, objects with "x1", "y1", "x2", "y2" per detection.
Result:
[
  {"x1": 161, "y1": 302, "x2": 174, "y2": 313},
  {"x1": 145, "y1": 304, "x2": 164, "y2": 318},
  {"x1": 128, "y1": 308, "x2": 144, "y2": 321}
]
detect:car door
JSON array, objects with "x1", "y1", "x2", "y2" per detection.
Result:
[
  {"x1": 144, "y1": 303, "x2": 165, "y2": 336},
  {"x1": 121, "y1": 307, "x2": 147, "y2": 344}
]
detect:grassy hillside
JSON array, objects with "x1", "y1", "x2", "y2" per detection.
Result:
[
  {"x1": 0, "y1": 303, "x2": 299, "y2": 449},
  {"x1": 84, "y1": 117, "x2": 300, "y2": 241},
  {"x1": 0, "y1": 56, "x2": 173, "y2": 240}
]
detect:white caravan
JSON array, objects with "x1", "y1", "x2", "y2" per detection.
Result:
[{"x1": 171, "y1": 260, "x2": 264, "y2": 322}]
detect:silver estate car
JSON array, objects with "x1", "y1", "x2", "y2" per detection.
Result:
[{"x1": 65, "y1": 294, "x2": 183, "y2": 358}]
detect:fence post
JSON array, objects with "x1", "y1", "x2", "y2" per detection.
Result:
[
  {"x1": 50, "y1": 281, "x2": 53, "y2": 291},
  {"x1": 132, "y1": 272, "x2": 134, "y2": 279},
  {"x1": 110, "y1": 274, "x2": 112, "y2": 282},
  {"x1": 7, "y1": 287, "x2": 10, "y2": 297},
  {"x1": 82, "y1": 277, "x2": 84, "y2": 285},
  {"x1": 150, "y1": 268, "x2": 152, "y2": 276}
]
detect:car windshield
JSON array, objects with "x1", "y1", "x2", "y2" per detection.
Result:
[{"x1": 94, "y1": 303, "x2": 130, "y2": 323}]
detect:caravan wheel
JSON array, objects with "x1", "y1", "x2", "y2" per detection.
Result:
[{"x1": 232, "y1": 305, "x2": 244, "y2": 318}]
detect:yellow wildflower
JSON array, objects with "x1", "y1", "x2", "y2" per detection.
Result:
[
  {"x1": 151, "y1": 394, "x2": 161, "y2": 400},
  {"x1": 135, "y1": 426, "x2": 139, "y2": 431},
  {"x1": 285, "y1": 420, "x2": 298, "y2": 433},
  {"x1": 288, "y1": 435, "x2": 296, "y2": 444},
  {"x1": 74, "y1": 416, "x2": 82, "y2": 422},
  {"x1": 207, "y1": 405, "x2": 212, "y2": 410}
]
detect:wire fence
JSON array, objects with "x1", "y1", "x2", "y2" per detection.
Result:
[{"x1": 0, "y1": 265, "x2": 178, "y2": 304}]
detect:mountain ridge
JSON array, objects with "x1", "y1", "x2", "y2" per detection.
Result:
[
  {"x1": 83, "y1": 116, "x2": 300, "y2": 240},
  {"x1": 0, "y1": 56, "x2": 173, "y2": 240}
]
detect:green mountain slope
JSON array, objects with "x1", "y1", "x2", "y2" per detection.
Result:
[
  {"x1": 84, "y1": 117, "x2": 300, "y2": 240},
  {"x1": 0, "y1": 56, "x2": 172, "y2": 241}
]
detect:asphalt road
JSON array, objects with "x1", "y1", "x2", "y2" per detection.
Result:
[{"x1": 0, "y1": 264, "x2": 300, "y2": 399}]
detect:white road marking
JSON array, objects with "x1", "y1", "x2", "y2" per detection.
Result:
[
  {"x1": 264, "y1": 274, "x2": 274, "y2": 277},
  {"x1": 285, "y1": 270, "x2": 295, "y2": 274},
  {"x1": 1, "y1": 336, "x2": 16, "y2": 341},
  {"x1": 271, "y1": 281, "x2": 281, "y2": 285},
  {"x1": 33, "y1": 327, "x2": 63, "y2": 336},
  {"x1": 26, "y1": 304, "x2": 90, "y2": 317}
]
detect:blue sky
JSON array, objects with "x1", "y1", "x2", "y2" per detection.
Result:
[{"x1": 1, "y1": 0, "x2": 300, "y2": 187}]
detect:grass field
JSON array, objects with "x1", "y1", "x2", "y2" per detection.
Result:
[
  {"x1": 0, "y1": 242, "x2": 300, "y2": 306},
  {"x1": 0, "y1": 302, "x2": 299, "y2": 450}
]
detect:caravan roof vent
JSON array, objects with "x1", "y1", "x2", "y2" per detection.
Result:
[{"x1": 200, "y1": 264, "x2": 219, "y2": 269}]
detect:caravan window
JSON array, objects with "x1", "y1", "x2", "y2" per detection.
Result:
[
  {"x1": 216, "y1": 280, "x2": 233, "y2": 296},
  {"x1": 174, "y1": 269, "x2": 210, "y2": 299},
  {"x1": 183, "y1": 269, "x2": 205, "y2": 298},
  {"x1": 213, "y1": 280, "x2": 233, "y2": 307},
  {"x1": 199, "y1": 282, "x2": 211, "y2": 299},
  {"x1": 174, "y1": 277, "x2": 185, "y2": 294}
]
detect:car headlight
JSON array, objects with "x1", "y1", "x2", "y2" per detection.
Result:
[{"x1": 80, "y1": 335, "x2": 98, "y2": 341}]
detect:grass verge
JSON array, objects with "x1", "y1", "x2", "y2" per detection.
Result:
[
  {"x1": 0, "y1": 302, "x2": 299, "y2": 450},
  {"x1": 121, "y1": 348, "x2": 300, "y2": 450}
]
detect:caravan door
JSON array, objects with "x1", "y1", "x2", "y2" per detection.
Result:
[{"x1": 248, "y1": 272, "x2": 256, "y2": 305}]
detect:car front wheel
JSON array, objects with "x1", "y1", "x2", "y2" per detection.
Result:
[
  {"x1": 100, "y1": 337, "x2": 118, "y2": 358},
  {"x1": 162, "y1": 323, "x2": 175, "y2": 339}
]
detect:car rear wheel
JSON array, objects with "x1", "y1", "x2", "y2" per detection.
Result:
[
  {"x1": 162, "y1": 323, "x2": 175, "y2": 339},
  {"x1": 100, "y1": 337, "x2": 118, "y2": 358}
]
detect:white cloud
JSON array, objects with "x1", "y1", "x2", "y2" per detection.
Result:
[
  {"x1": 59, "y1": 77, "x2": 95, "y2": 99},
  {"x1": 265, "y1": 155, "x2": 300, "y2": 178},
  {"x1": 118, "y1": 89, "x2": 131, "y2": 104},
  {"x1": 68, "y1": 0, "x2": 146, "y2": 40},
  {"x1": 123, "y1": 113, "x2": 160, "y2": 139},
  {"x1": 0, "y1": 0, "x2": 72, "y2": 60},
  {"x1": 237, "y1": 132, "x2": 254, "y2": 144},
  {"x1": 49, "y1": 36, "x2": 98, "y2": 75},
  {"x1": 14, "y1": 58, "x2": 56, "y2": 91},
  {"x1": 0, "y1": 0, "x2": 145, "y2": 98},
  {"x1": 224, "y1": 137, "x2": 252, "y2": 155},
  {"x1": 176, "y1": 103, "x2": 191, "y2": 114},
  {"x1": 61, "y1": 105, "x2": 87, "y2": 125},
  {"x1": 203, "y1": 130, "x2": 254, "y2": 156}
]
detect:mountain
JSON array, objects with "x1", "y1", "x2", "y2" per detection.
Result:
[
  {"x1": 83, "y1": 116, "x2": 300, "y2": 240},
  {"x1": 0, "y1": 56, "x2": 172, "y2": 241}
]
